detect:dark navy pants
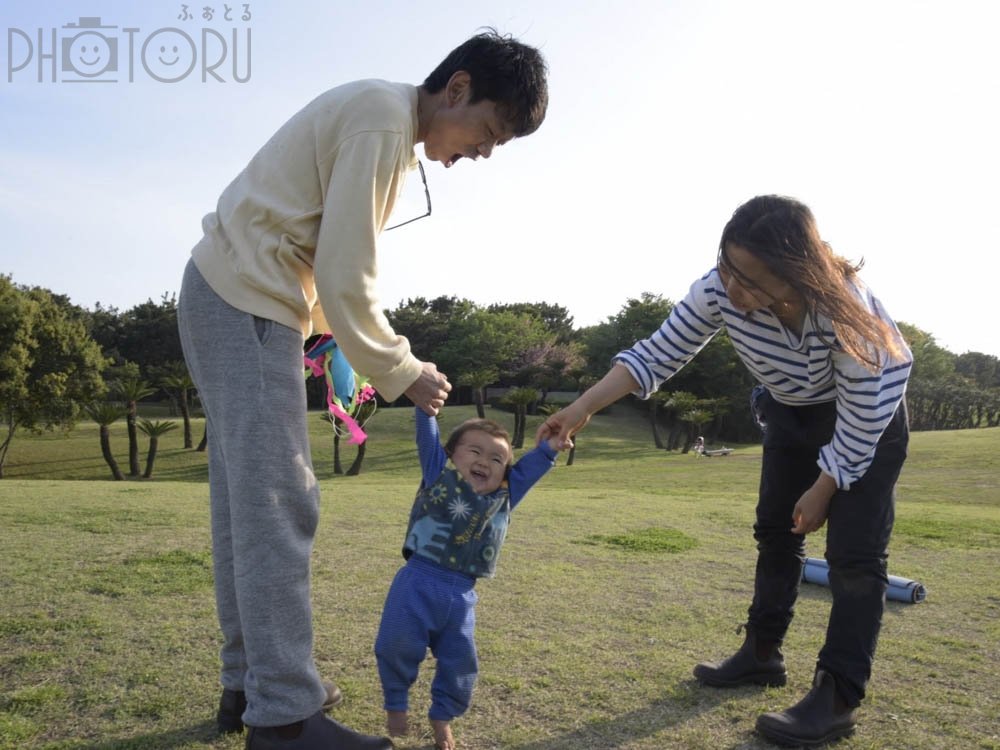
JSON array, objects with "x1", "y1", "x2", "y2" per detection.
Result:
[{"x1": 748, "y1": 391, "x2": 908, "y2": 707}]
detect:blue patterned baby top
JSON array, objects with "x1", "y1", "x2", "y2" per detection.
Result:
[{"x1": 403, "y1": 466, "x2": 511, "y2": 579}]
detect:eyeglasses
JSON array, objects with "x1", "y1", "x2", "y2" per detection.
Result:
[{"x1": 385, "y1": 160, "x2": 432, "y2": 231}]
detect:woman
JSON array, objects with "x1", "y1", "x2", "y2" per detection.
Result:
[{"x1": 538, "y1": 195, "x2": 911, "y2": 747}]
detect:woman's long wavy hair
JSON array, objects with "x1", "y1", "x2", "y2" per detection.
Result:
[{"x1": 718, "y1": 195, "x2": 903, "y2": 372}]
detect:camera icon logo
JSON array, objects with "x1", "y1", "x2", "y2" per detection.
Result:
[{"x1": 61, "y1": 17, "x2": 119, "y2": 81}]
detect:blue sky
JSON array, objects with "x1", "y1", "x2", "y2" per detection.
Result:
[{"x1": 2, "y1": 0, "x2": 998, "y2": 356}]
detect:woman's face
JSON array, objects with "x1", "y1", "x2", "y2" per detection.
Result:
[{"x1": 717, "y1": 242, "x2": 802, "y2": 316}]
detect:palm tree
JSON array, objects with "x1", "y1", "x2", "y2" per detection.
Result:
[
  {"x1": 661, "y1": 391, "x2": 699, "y2": 450},
  {"x1": 161, "y1": 372, "x2": 195, "y2": 448},
  {"x1": 459, "y1": 368, "x2": 498, "y2": 419},
  {"x1": 320, "y1": 412, "x2": 345, "y2": 474},
  {"x1": 137, "y1": 419, "x2": 178, "y2": 478},
  {"x1": 681, "y1": 407, "x2": 712, "y2": 454},
  {"x1": 115, "y1": 377, "x2": 156, "y2": 477},
  {"x1": 345, "y1": 399, "x2": 377, "y2": 476},
  {"x1": 649, "y1": 391, "x2": 671, "y2": 449},
  {"x1": 503, "y1": 387, "x2": 539, "y2": 449},
  {"x1": 193, "y1": 394, "x2": 208, "y2": 452},
  {"x1": 85, "y1": 402, "x2": 129, "y2": 481},
  {"x1": 320, "y1": 398, "x2": 377, "y2": 476}
]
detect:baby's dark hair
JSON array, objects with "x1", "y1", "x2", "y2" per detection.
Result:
[
  {"x1": 444, "y1": 418, "x2": 513, "y2": 466},
  {"x1": 423, "y1": 28, "x2": 548, "y2": 137}
]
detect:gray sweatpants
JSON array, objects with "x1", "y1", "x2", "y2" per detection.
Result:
[{"x1": 177, "y1": 259, "x2": 327, "y2": 727}]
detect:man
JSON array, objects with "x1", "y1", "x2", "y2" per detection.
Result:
[{"x1": 177, "y1": 29, "x2": 548, "y2": 750}]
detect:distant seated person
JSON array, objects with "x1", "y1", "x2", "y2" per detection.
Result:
[{"x1": 694, "y1": 436, "x2": 732, "y2": 457}]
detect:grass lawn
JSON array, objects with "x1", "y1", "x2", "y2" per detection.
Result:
[{"x1": 1, "y1": 406, "x2": 998, "y2": 749}]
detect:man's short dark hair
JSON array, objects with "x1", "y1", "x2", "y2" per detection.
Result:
[{"x1": 423, "y1": 28, "x2": 548, "y2": 137}]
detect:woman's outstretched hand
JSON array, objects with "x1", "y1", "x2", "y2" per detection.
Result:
[
  {"x1": 535, "y1": 364, "x2": 640, "y2": 450},
  {"x1": 536, "y1": 401, "x2": 591, "y2": 450}
]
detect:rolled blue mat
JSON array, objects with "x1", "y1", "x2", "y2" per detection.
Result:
[{"x1": 801, "y1": 557, "x2": 926, "y2": 603}]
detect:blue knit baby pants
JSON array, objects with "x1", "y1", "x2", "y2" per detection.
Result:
[{"x1": 375, "y1": 556, "x2": 479, "y2": 721}]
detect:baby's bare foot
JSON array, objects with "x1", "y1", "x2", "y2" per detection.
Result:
[
  {"x1": 431, "y1": 719, "x2": 455, "y2": 750},
  {"x1": 386, "y1": 710, "x2": 408, "y2": 737}
]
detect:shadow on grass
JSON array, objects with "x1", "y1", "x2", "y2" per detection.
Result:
[
  {"x1": 503, "y1": 679, "x2": 739, "y2": 750},
  {"x1": 139, "y1": 464, "x2": 210, "y2": 482},
  {"x1": 4, "y1": 463, "x2": 211, "y2": 483},
  {"x1": 62, "y1": 720, "x2": 220, "y2": 749}
]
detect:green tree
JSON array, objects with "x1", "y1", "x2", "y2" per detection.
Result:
[
  {"x1": 0, "y1": 278, "x2": 34, "y2": 476},
  {"x1": 386, "y1": 296, "x2": 475, "y2": 359},
  {"x1": 86, "y1": 303, "x2": 126, "y2": 364},
  {"x1": 505, "y1": 341, "x2": 585, "y2": 403},
  {"x1": 320, "y1": 400, "x2": 377, "y2": 476},
  {"x1": 85, "y1": 402, "x2": 129, "y2": 481},
  {"x1": 387, "y1": 299, "x2": 570, "y2": 408},
  {"x1": 657, "y1": 391, "x2": 700, "y2": 450},
  {"x1": 118, "y1": 295, "x2": 184, "y2": 379},
  {"x1": 582, "y1": 296, "x2": 758, "y2": 443},
  {"x1": 649, "y1": 391, "x2": 671, "y2": 449},
  {"x1": 137, "y1": 418, "x2": 178, "y2": 478},
  {"x1": 667, "y1": 331, "x2": 756, "y2": 440},
  {"x1": 115, "y1": 377, "x2": 156, "y2": 477},
  {"x1": 487, "y1": 301, "x2": 577, "y2": 343},
  {"x1": 438, "y1": 309, "x2": 550, "y2": 398},
  {"x1": 898, "y1": 322, "x2": 956, "y2": 383},
  {"x1": 87, "y1": 295, "x2": 183, "y2": 381},
  {"x1": 345, "y1": 399, "x2": 377, "y2": 476},
  {"x1": 320, "y1": 413, "x2": 345, "y2": 475},
  {"x1": 384, "y1": 296, "x2": 477, "y2": 404},
  {"x1": 580, "y1": 293, "x2": 674, "y2": 380},
  {"x1": 680, "y1": 407, "x2": 713, "y2": 454},
  {"x1": 502, "y1": 386, "x2": 539, "y2": 449},
  {"x1": 898, "y1": 323, "x2": 958, "y2": 430},
  {"x1": 160, "y1": 365, "x2": 195, "y2": 448},
  {"x1": 459, "y1": 367, "x2": 499, "y2": 418},
  {"x1": 0, "y1": 279, "x2": 107, "y2": 477},
  {"x1": 955, "y1": 353, "x2": 1000, "y2": 426},
  {"x1": 955, "y1": 351, "x2": 1000, "y2": 389}
]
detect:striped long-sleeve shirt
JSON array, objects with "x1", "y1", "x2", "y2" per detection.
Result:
[{"x1": 614, "y1": 268, "x2": 912, "y2": 490}]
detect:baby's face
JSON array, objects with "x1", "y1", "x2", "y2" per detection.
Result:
[{"x1": 450, "y1": 430, "x2": 511, "y2": 495}]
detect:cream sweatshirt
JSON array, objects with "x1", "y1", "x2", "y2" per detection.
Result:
[{"x1": 191, "y1": 79, "x2": 423, "y2": 401}]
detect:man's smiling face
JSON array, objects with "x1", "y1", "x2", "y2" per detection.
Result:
[{"x1": 422, "y1": 72, "x2": 513, "y2": 169}]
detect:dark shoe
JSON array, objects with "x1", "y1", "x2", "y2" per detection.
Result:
[
  {"x1": 218, "y1": 688, "x2": 249, "y2": 734},
  {"x1": 693, "y1": 628, "x2": 787, "y2": 687},
  {"x1": 246, "y1": 710, "x2": 393, "y2": 749},
  {"x1": 755, "y1": 669, "x2": 857, "y2": 747},
  {"x1": 218, "y1": 681, "x2": 344, "y2": 734}
]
